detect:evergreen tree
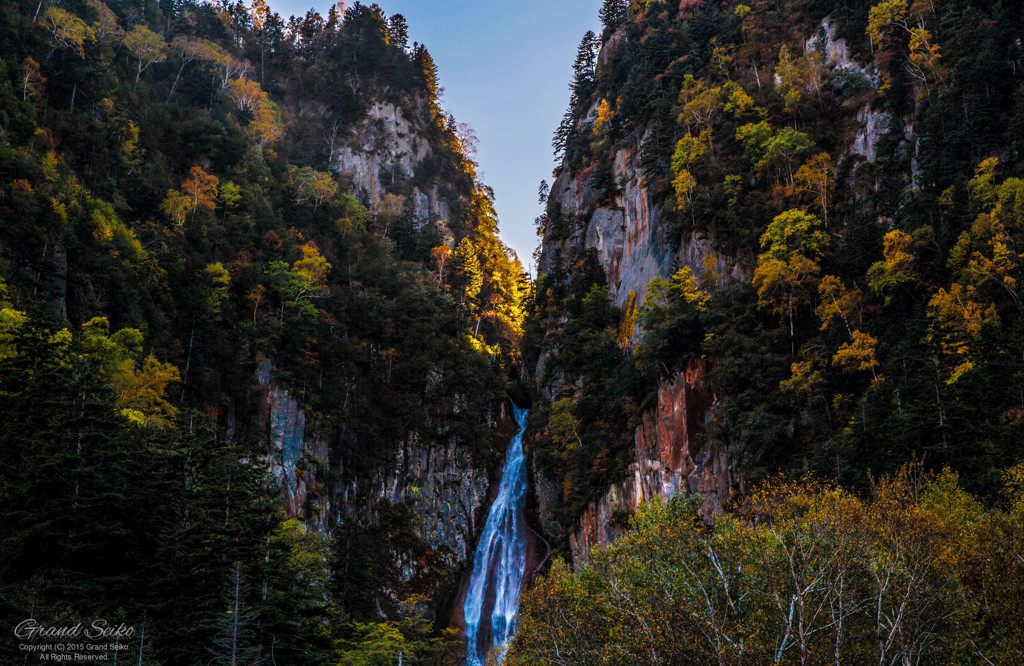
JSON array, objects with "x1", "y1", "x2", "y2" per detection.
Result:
[
  {"x1": 209, "y1": 562, "x2": 259, "y2": 666},
  {"x1": 554, "y1": 31, "x2": 598, "y2": 160},
  {"x1": 452, "y1": 237, "x2": 483, "y2": 308},
  {"x1": 599, "y1": 0, "x2": 627, "y2": 31},
  {"x1": 388, "y1": 14, "x2": 409, "y2": 52}
]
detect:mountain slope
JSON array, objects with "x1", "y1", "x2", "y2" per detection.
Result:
[
  {"x1": 0, "y1": 0, "x2": 525, "y2": 662},
  {"x1": 526, "y1": 0, "x2": 1024, "y2": 558}
]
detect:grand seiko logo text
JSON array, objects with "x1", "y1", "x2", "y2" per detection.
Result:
[{"x1": 14, "y1": 619, "x2": 135, "y2": 641}]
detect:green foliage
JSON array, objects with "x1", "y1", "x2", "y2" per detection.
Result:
[
  {"x1": 532, "y1": 0, "x2": 1024, "y2": 555},
  {"x1": 0, "y1": 0, "x2": 524, "y2": 660},
  {"x1": 510, "y1": 467, "x2": 1024, "y2": 664},
  {"x1": 636, "y1": 267, "x2": 709, "y2": 377}
]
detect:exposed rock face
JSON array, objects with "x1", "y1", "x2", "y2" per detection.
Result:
[
  {"x1": 252, "y1": 359, "x2": 505, "y2": 603},
  {"x1": 568, "y1": 359, "x2": 734, "y2": 565},
  {"x1": 255, "y1": 359, "x2": 330, "y2": 532},
  {"x1": 331, "y1": 99, "x2": 450, "y2": 227},
  {"x1": 852, "y1": 105, "x2": 891, "y2": 163},
  {"x1": 807, "y1": 18, "x2": 871, "y2": 79},
  {"x1": 534, "y1": 27, "x2": 746, "y2": 565},
  {"x1": 336, "y1": 428, "x2": 496, "y2": 572},
  {"x1": 539, "y1": 144, "x2": 742, "y2": 311}
]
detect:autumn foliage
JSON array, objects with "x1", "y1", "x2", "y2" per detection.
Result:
[{"x1": 509, "y1": 465, "x2": 1024, "y2": 665}]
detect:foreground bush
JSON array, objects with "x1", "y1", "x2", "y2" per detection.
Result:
[{"x1": 508, "y1": 465, "x2": 1024, "y2": 665}]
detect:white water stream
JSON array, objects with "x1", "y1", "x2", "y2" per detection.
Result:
[{"x1": 463, "y1": 405, "x2": 529, "y2": 665}]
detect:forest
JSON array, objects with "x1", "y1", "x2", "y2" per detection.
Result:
[
  {"x1": 4, "y1": 0, "x2": 1024, "y2": 662},
  {"x1": 516, "y1": 0, "x2": 1024, "y2": 660},
  {"x1": 0, "y1": 0, "x2": 526, "y2": 663}
]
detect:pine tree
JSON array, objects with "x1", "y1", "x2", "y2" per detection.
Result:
[
  {"x1": 413, "y1": 43, "x2": 440, "y2": 114},
  {"x1": 210, "y1": 562, "x2": 258, "y2": 666},
  {"x1": 554, "y1": 31, "x2": 598, "y2": 159},
  {"x1": 570, "y1": 30, "x2": 598, "y2": 112},
  {"x1": 388, "y1": 14, "x2": 409, "y2": 52},
  {"x1": 599, "y1": 0, "x2": 627, "y2": 31}
]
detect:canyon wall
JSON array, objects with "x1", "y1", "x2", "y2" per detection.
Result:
[{"x1": 532, "y1": 14, "x2": 892, "y2": 566}]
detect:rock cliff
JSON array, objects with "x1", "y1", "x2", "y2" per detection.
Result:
[
  {"x1": 567, "y1": 359, "x2": 732, "y2": 564},
  {"x1": 531, "y1": 11, "x2": 898, "y2": 566},
  {"x1": 331, "y1": 99, "x2": 452, "y2": 228}
]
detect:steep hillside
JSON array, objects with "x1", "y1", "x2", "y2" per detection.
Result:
[
  {"x1": 526, "y1": 0, "x2": 1024, "y2": 560},
  {"x1": 0, "y1": 0, "x2": 525, "y2": 663},
  {"x1": 511, "y1": 0, "x2": 1024, "y2": 661}
]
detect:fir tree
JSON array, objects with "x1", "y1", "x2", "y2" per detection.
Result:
[{"x1": 599, "y1": 0, "x2": 627, "y2": 31}]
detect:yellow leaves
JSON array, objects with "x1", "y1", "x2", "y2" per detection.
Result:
[
  {"x1": 124, "y1": 25, "x2": 166, "y2": 82},
  {"x1": 251, "y1": 92, "x2": 282, "y2": 148},
  {"x1": 816, "y1": 274, "x2": 864, "y2": 332},
  {"x1": 40, "y1": 150, "x2": 60, "y2": 183},
  {"x1": 928, "y1": 284, "x2": 993, "y2": 340},
  {"x1": 80, "y1": 317, "x2": 179, "y2": 427},
  {"x1": 429, "y1": 244, "x2": 452, "y2": 288},
  {"x1": 292, "y1": 242, "x2": 331, "y2": 287},
  {"x1": 754, "y1": 211, "x2": 829, "y2": 344},
  {"x1": 969, "y1": 156, "x2": 1000, "y2": 209},
  {"x1": 867, "y1": 230, "x2": 917, "y2": 300},
  {"x1": 672, "y1": 132, "x2": 707, "y2": 171},
  {"x1": 227, "y1": 78, "x2": 261, "y2": 111},
  {"x1": 788, "y1": 153, "x2": 835, "y2": 224},
  {"x1": 736, "y1": 121, "x2": 813, "y2": 186},
  {"x1": 513, "y1": 465, "x2": 1013, "y2": 664},
  {"x1": 0, "y1": 280, "x2": 27, "y2": 363},
  {"x1": 945, "y1": 158, "x2": 1024, "y2": 312},
  {"x1": 111, "y1": 354, "x2": 180, "y2": 427},
  {"x1": 926, "y1": 283, "x2": 998, "y2": 383},
  {"x1": 594, "y1": 98, "x2": 613, "y2": 134},
  {"x1": 779, "y1": 359, "x2": 825, "y2": 395},
  {"x1": 20, "y1": 58, "x2": 45, "y2": 103},
  {"x1": 161, "y1": 190, "x2": 190, "y2": 227},
  {"x1": 908, "y1": 27, "x2": 942, "y2": 81},
  {"x1": 867, "y1": 0, "x2": 908, "y2": 47},
  {"x1": 672, "y1": 168, "x2": 696, "y2": 208},
  {"x1": 670, "y1": 130, "x2": 707, "y2": 211},
  {"x1": 162, "y1": 166, "x2": 218, "y2": 226},
  {"x1": 617, "y1": 290, "x2": 639, "y2": 350},
  {"x1": 227, "y1": 79, "x2": 283, "y2": 149},
  {"x1": 774, "y1": 44, "x2": 824, "y2": 113},
  {"x1": 722, "y1": 80, "x2": 754, "y2": 117},
  {"x1": 759, "y1": 209, "x2": 828, "y2": 262},
  {"x1": 645, "y1": 267, "x2": 710, "y2": 313},
  {"x1": 676, "y1": 74, "x2": 723, "y2": 132},
  {"x1": 1003, "y1": 463, "x2": 1024, "y2": 512},
  {"x1": 371, "y1": 193, "x2": 405, "y2": 234},
  {"x1": 548, "y1": 397, "x2": 583, "y2": 456},
  {"x1": 41, "y1": 7, "x2": 94, "y2": 58},
  {"x1": 289, "y1": 167, "x2": 338, "y2": 211},
  {"x1": 833, "y1": 330, "x2": 880, "y2": 374},
  {"x1": 203, "y1": 262, "x2": 231, "y2": 316},
  {"x1": 86, "y1": 0, "x2": 123, "y2": 44},
  {"x1": 182, "y1": 166, "x2": 219, "y2": 213}
]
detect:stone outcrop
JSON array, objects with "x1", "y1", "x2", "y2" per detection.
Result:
[
  {"x1": 538, "y1": 143, "x2": 742, "y2": 311},
  {"x1": 255, "y1": 358, "x2": 329, "y2": 531},
  {"x1": 568, "y1": 359, "x2": 734, "y2": 565},
  {"x1": 851, "y1": 105, "x2": 891, "y2": 163},
  {"x1": 336, "y1": 424, "x2": 498, "y2": 573},
  {"x1": 252, "y1": 363, "x2": 507, "y2": 601},
  {"x1": 331, "y1": 99, "x2": 451, "y2": 227},
  {"x1": 806, "y1": 18, "x2": 872, "y2": 80}
]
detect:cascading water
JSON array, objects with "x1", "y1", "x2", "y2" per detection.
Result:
[{"x1": 463, "y1": 404, "x2": 529, "y2": 665}]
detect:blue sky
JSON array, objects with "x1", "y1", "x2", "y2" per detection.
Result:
[{"x1": 270, "y1": 0, "x2": 604, "y2": 273}]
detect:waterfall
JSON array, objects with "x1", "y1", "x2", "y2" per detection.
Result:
[{"x1": 464, "y1": 404, "x2": 529, "y2": 665}]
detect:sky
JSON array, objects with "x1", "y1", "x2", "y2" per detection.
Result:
[{"x1": 269, "y1": 0, "x2": 604, "y2": 274}]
